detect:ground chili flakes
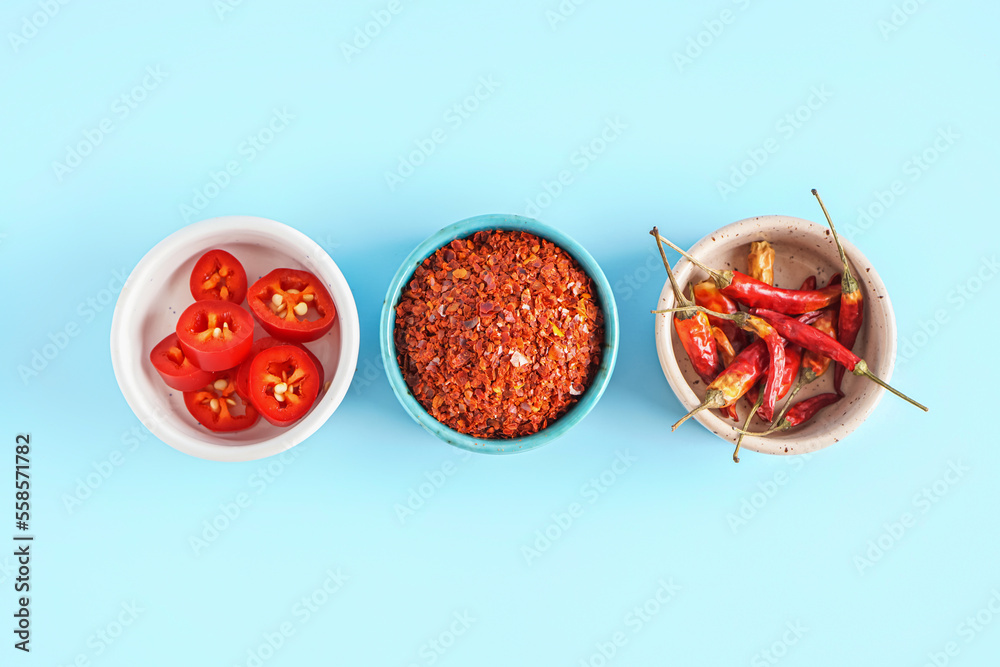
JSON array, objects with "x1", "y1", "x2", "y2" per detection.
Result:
[{"x1": 394, "y1": 230, "x2": 604, "y2": 439}]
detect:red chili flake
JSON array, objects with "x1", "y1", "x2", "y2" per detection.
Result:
[{"x1": 394, "y1": 230, "x2": 604, "y2": 438}]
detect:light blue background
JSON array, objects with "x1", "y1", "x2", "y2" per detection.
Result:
[{"x1": 3, "y1": 1, "x2": 999, "y2": 665}]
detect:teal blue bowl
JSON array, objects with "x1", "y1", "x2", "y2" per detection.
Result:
[{"x1": 380, "y1": 214, "x2": 619, "y2": 454}]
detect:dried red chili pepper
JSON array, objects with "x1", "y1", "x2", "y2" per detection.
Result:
[
  {"x1": 759, "y1": 308, "x2": 837, "y2": 430},
  {"x1": 662, "y1": 306, "x2": 786, "y2": 425},
  {"x1": 813, "y1": 189, "x2": 864, "y2": 396},
  {"x1": 670, "y1": 338, "x2": 770, "y2": 431},
  {"x1": 739, "y1": 393, "x2": 842, "y2": 436},
  {"x1": 799, "y1": 308, "x2": 837, "y2": 383},
  {"x1": 748, "y1": 241, "x2": 775, "y2": 286},
  {"x1": 653, "y1": 234, "x2": 841, "y2": 315},
  {"x1": 780, "y1": 393, "x2": 842, "y2": 428},
  {"x1": 746, "y1": 344, "x2": 801, "y2": 422},
  {"x1": 692, "y1": 280, "x2": 746, "y2": 354},
  {"x1": 800, "y1": 275, "x2": 817, "y2": 291},
  {"x1": 750, "y1": 308, "x2": 927, "y2": 411},
  {"x1": 709, "y1": 327, "x2": 740, "y2": 422},
  {"x1": 651, "y1": 229, "x2": 720, "y2": 385},
  {"x1": 711, "y1": 326, "x2": 736, "y2": 368}
]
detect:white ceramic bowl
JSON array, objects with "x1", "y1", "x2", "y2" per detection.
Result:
[
  {"x1": 655, "y1": 215, "x2": 896, "y2": 456},
  {"x1": 111, "y1": 216, "x2": 360, "y2": 462}
]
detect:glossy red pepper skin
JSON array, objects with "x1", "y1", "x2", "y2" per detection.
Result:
[
  {"x1": 835, "y1": 289, "x2": 863, "y2": 394},
  {"x1": 708, "y1": 339, "x2": 769, "y2": 408},
  {"x1": 693, "y1": 281, "x2": 746, "y2": 353},
  {"x1": 248, "y1": 269, "x2": 338, "y2": 343},
  {"x1": 675, "y1": 312, "x2": 721, "y2": 384},
  {"x1": 709, "y1": 327, "x2": 739, "y2": 422},
  {"x1": 761, "y1": 345, "x2": 801, "y2": 422},
  {"x1": 751, "y1": 308, "x2": 860, "y2": 371},
  {"x1": 801, "y1": 308, "x2": 837, "y2": 381},
  {"x1": 782, "y1": 393, "x2": 841, "y2": 428},
  {"x1": 722, "y1": 273, "x2": 841, "y2": 315},
  {"x1": 741, "y1": 317, "x2": 785, "y2": 422}
]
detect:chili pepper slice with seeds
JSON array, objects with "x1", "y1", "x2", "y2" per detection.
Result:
[
  {"x1": 653, "y1": 233, "x2": 841, "y2": 315},
  {"x1": 812, "y1": 189, "x2": 864, "y2": 396}
]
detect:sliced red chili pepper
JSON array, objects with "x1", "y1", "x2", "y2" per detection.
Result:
[
  {"x1": 175, "y1": 299, "x2": 254, "y2": 371},
  {"x1": 248, "y1": 269, "x2": 337, "y2": 343},
  {"x1": 149, "y1": 333, "x2": 218, "y2": 391},
  {"x1": 247, "y1": 345, "x2": 321, "y2": 427},
  {"x1": 190, "y1": 249, "x2": 248, "y2": 303},
  {"x1": 183, "y1": 371, "x2": 259, "y2": 432},
  {"x1": 235, "y1": 337, "x2": 325, "y2": 401}
]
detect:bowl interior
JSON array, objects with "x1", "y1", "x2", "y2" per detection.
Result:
[
  {"x1": 381, "y1": 214, "x2": 619, "y2": 454},
  {"x1": 655, "y1": 215, "x2": 896, "y2": 456},
  {"x1": 111, "y1": 217, "x2": 360, "y2": 462}
]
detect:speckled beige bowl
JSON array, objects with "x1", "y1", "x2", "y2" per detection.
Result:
[{"x1": 654, "y1": 215, "x2": 896, "y2": 456}]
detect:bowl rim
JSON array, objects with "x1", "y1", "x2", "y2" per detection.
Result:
[
  {"x1": 654, "y1": 214, "x2": 897, "y2": 455},
  {"x1": 380, "y1": 213, "x2": 619, "y2": 454},
  {"x1": 110, "y1": 215, "x2": 361, "y2": 462}
]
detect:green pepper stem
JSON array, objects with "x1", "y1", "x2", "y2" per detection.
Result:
[
  {"x1": 654, "y1": 304, "x2": 747, "y2": 327},
  {"x1": 812, "y1": 188, "x2": 860, "y2": 294},
  {"x1": 855, "y1": 361, "x2": 928, "y2": 411},
  {"x1": 733, "y1": 391, "x2": 765, "y2": 463},
  {"x1": 652, "y1": 233, "x2": 726, "y2": 284},
  {"x1": 672, "y1": 390, "x2": 725, "y2": 431},
  {"x1": 650, "y1": 228, "x2": 694, "y2": 311}
]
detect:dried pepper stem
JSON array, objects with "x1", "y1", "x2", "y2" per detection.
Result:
[
  {"x1": 812, "y1": 188, "x2": 864, "y2": 395},
  {"x1": 734, "y1": 391, "x2": 764, "y2": 463},
  {"x1": 670, "y1": 339, "x2": 770, "y2": 431},
  {"x1": 752, "y1": 307, "x2": 928, "y2": 412},
  {"x1": 652, "y1": 233, "x2": 841, "y2": 315},
  {"x1": 657, "y1": 304, "x2": 786, "y2": 426},
  {"x1": 650, "y1": 228, "x2": 720, "y2": 384},
  {"x1": 738, "y1": 393, "x2": 842, "y2": 436}
]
